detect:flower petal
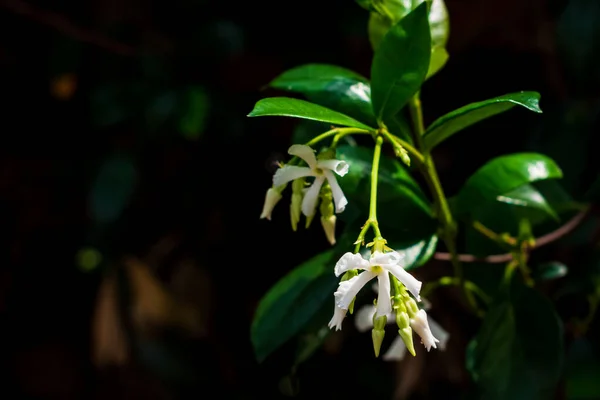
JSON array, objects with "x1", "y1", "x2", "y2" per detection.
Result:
[
  {"x1": 328, "y1": 305, "x2": 348, "y2": 331},
  {"x1": 323, "y1": 170, "x2": 348, "y2": 213},
  {"x1": 301, "y1": 176, "x2": 325, "y2": 217},
  {"x1": 273, "y1": 165, "x2": 314, "y2": 187},
  {"x1": 334, "y1": 252, "x2": 369, "y2": 277},
  {"x1": 386, "y1": 263, "x2": 422, "y2": 302},
  {"x1": 288, "y1": 144, "x2": 317, "y2": 169},
  {"x1": 375, "y1": 272, "x2": 392, "y2": 317},
  {"x1": 410, "y1": 309, "x2": 440, "y2": 351},
  {"x1": 354, "y1": 304, "x2": 376, "y2": 333},
  {"x1": 370, "y1": 250, "x2": 403, "y2": 266},
  {"x1": 318, "y1": 159, "x2": 349, "y2": 176},
  {"x1": 334, "y1": 271, "x2": 376, "y2": 310},
  {"x1": 382, "y1": 336, "x2": 407, "y2": 361},
  {"x1": 428, "y1": 317, "x2": 450, "y2": 351},
  {"x1": 260, "y1": 188, "x2": 282, "y2": 220}
]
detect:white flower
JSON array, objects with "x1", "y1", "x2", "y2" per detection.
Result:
[
  {"x1": 272, "y1": 144, "x2": 349, "y2": 217},
  {"x1": 354, "y1": 303, "x2": 449, "y2": 360},
  {"x1": 259, "y1": 187, "x2": 282, "y2": 220},
  {"x1": 328, "y1": 305, "x2": 348, "y2": 331},
  {"x1": 411, "y1": 309, "x2": 440, "y2": 351},
  {"x1": 333, "y1": 251, "x2": 422, "y2": 319}
]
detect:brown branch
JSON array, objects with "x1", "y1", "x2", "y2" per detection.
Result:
[
  {"x1": 2, "y1": 0, "x2": 136, "y2": 56},
  {"x1": 434, "y1": 207, "x2": 592, "y2": 264}
]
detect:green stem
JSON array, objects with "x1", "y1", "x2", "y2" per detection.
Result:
[
  {"x1": 380, "y1": 130, "x2": 425, "y2": 165},
  {"x1": 288, "y1": 127, "x2": 372, "y2": 166},
  {"x1": 307, "y1": 127, "x2": 371, "y2": 147},
  {"x1": 408, "y1": 95, "x2": 479, "y2": 314},
  {"x1": 354, "y1": 134, "x2": 384, "y2": 252}
]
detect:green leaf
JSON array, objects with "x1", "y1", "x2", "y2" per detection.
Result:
[
  {"x1": 496, "y1": 184, "x2": 559, "y2": 222},
  {"x1": 456, "y1": 153, "x2": 563, "y2": 216},
  {"x1": 367, "y1": 0, "x2": 449, "y2": 51},
  {"x1": 390, "y1": 235, "x2": 438, "y2": 269},
  {"x1": 468, "y1": 283, "x2": 564, "y2": 399},
  {"x1": 247, "y1": 97, "x2": 373, "y2": 130},
  {"x1": 426, "y1": 45, "x2": 449, "y2": 79},
  {"x1": 90, "y1": 153, "x2": 137, "y2": 224},
  {"x1": 179, "y1": 86, "x2": 210, "y2": 140},
  {"x1": 268, "y1": 64, "x2": 377, "y2": 128},
  {"x1": 424, "y1": 92, "x2": 543, "y2": 150},
  {"x1": 251, "y1": 250, "x2": 338, "y2": 362},
  {"x1": 370, "y1": 2, "x2": 431, "y2": 121},
  {"x1": 534, "y1": 262, "x2": 568, "y2": 281},
  {"x1": 336, "y1": 144, "x2": 436, "y2": 241}
]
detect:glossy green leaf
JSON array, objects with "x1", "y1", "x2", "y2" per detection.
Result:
[
  {"x1": 535, "y1": 262, "x2": 568, "y2": 281},
  {"x1": 268, "y1": 64, "x2": 377, "y2": 127},
  {"x1": 247, "y1": 97, "x2": 372, "y2": 130},
  {"x1": 367, "y1": 0, "x2": 449, "y2": 51},
  {"x1": 251, "y1": 250, "x2": 338, "y2": 362},
  {"x1": 456, "y1": 153, "x2": 563, "y2": 216},
  {"x1": 426, "y1": 45, "x2": 449, "y2": 79},
  {"x1": 468, "y1": 283, "x2": 564, "y2": 399},
  {"x1": 370, "y1": 2, "x2": 431, "y2": 121},
  {"x1": 390, "y1": 235, "x2": 438, "y2": 269},
  {"x1": 424, "y1": 92, "x2": 543, "y2": 150},
  {"x1": 336, "y1": 145, "x2": 436, "y2": 241},
  {"x1": 496, "y1": 184, "x2": 558, "y2": 221}
]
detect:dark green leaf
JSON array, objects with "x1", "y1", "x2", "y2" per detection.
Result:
[
  {"x1": 251, "y1": 250, "x2": 338, "y2": 362},
  {"x1": 370, "y1": 2, "x2": 431, "y2": 121},
  {"x1": 496, "y1": 184, "x2": 558, "y2": 222},
  {"x1": 468, "y1": 283, "x2": 564, "y2": 399},
  {"x1": 390, "y1": 234, "x2": 438, "y2": 269},
  {"x1": 456, "y1": 153, "x2": 563, "y2": 216},
  {"x1": 248, "y1": 97, "x2": 373, "y2": 130},
  {"x1": 336, "y1": 145, "x2": 436, "y2": 241},
  {"x1": 179, "y1": 86, "x2": 210, "y2": 140},
  {"x1": 424, "y1": 92, "x2": 543, "y2": 150},
  {"x1": 268, "y1": 64, "x2": 377, "y2": 127},
  {"x1": 535, "y1": 262, "x2": 568, "y2": 281},
  {"x1": 566, "y1": 339, "x2": 600, "y2": 400},
  {"x1": 90, "y1": 153, "x2": 137, "y2": 224}
]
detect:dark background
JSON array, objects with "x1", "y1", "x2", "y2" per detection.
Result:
[{"x1": 1, "y1": 0, "x2": 600, "y2": 398}]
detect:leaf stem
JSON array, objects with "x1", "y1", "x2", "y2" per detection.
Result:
[{"x1": 408, "y1": 94, "x2": 481, "y2": 315}]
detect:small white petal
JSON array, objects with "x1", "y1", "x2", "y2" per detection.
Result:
[
  {"x1": 260, "y1": 188, "x2": 282, "y2": 220},
  {"x1": 411, "y1": 309, "x2": 440, "y2": 351},
  {"x1": 301, "y1": 176, "x2": 325, "y2": 217},
  {"x1": 370, "y1": 250, "x2": 403, "y2": 266},
  {"x1": 382, "y1": 336, "x2": 407, "y2": 361},
  {"x1": 386, "y1": 263, "x2": 422, "y2": 302},
  {"x1": 273, "y1": 165, "x2": 314, "y2": 187},
  {"x1": 318, "y1": 159, "x2": 349, "y2": 176},
  {"x1": 375, "y1": 272, "x2": 392, "y2": 318},
  {"x1": 334, "y1": 271, "x2": 376, "y2": 309},
  {"x1": 288, "y1": 144, "x2": 317, "y2": 169},
  {"x1": 334, "y1": 252, "x2": 369, "y2": 277},
  {"x1": 428, "y1": 317, "x2": 450, "y2": 351},
  {"x1": 354, "y1": 304, "x2": 376, "y2": 333},
  {"x1": 323, "y1": 170, "x2": 348, "y2": 213},
  {"x1": 328, "y1": 305, "x2": 348, "y2": 331}
]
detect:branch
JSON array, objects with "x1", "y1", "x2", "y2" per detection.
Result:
[
  {"x1": 434, "y1": 207, "x2": 592, "y2": 264},
  {"x1": 2, "y1": 0, "x2": 136, "y2": 56}
]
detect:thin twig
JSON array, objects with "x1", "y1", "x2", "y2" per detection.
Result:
[
  {"x1": 434, "y1": 208, "x2": 592, "y2": 264},
  {"x1": 2, "y1": 0, "x2": 136, "y2": 56}
]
